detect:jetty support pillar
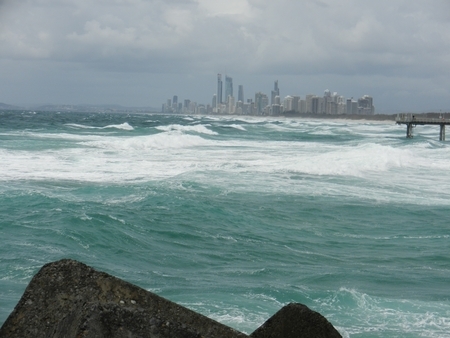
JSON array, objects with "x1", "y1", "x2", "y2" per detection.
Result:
[
  {"x1": 406, "y1": 123, "x2": 413, "y2": 138},
  {"x1": 440, "y1": 124, "x2": 446, "y2": 141}
]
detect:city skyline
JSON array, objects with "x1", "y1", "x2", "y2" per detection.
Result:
[{"x1": 162, "y1": 75, "x2": 375, "y2": 116}]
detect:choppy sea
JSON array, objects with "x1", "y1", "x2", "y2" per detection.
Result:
[{"x1": 1, "y1": 111, "x2": 450, "y2": 337}]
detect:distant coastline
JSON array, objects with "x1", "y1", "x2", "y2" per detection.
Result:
[
  {"x1": 3, "y1": 103, "x2": 447, "y2": 124},
  {"x1": 274, "y1": 112, "x2": 396, "y2": 121}
]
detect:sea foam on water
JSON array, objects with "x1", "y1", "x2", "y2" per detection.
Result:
[{"x1": 1, "y1": 111, "x2": 450, "y2": 337}]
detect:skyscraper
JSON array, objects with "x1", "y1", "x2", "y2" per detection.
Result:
[
  {"x1": 217, "y1": 74, "x2": 223, "y2": 106},
  {"x1": 172, "y1": 95, "x2": 178, "y2": 112},
  {"x1": 305, "y1": 94, "x2": 314, "y2": 113},
  {"x1": 292, "y1": 96, "x2": 300, "y2": 112},
  {"x1": 238, "y1": 85, "x2": 244, "y2": 103},
  {"x1": 255, "y1": 92, "x2": 269, "y2": 115},
  {"x1": 225, "y1": 76, "x2": 233, "y2": 102},
  {"x1": 271, "y1": 80, "x2": 280, "y2": 105}
]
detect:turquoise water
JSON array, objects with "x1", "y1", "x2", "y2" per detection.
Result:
[{"x1": 1, "y1": 111, "x2": 450, "y2": 337}]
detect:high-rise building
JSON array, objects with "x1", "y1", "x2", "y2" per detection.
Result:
[
  {"x1": 292, "y1": 96, "x2": 300, "y2": 112},
  {"x1": 358, "y1": 95, "x2": 375, "y2": 114},
  {"x1": 326, "y1": 100, "x2": 337, "y2": 114},
  {"x1": 172, "y1": 95, "x2": 178, "y2": 113},
  {"x1": 284, "y1": 96, "x2": 293, "y2": 111},
  {"x1": 184, "y1": 99, "x2": 191, "y2": 113},
  {"x1": 299, "y1": 99, "x2": 306, "y2": 113},
  {"x1": 238, "y1": 85, "x2": 244, "y2": 103},
  {"x1": 346, "y1": 99, "x2": 352, "y2": 114},
  {"x1": 212, "y1": 94, "x2": 217, "y2": 111},
  {"x1": 305, "y1": 95, "x2": 314, "y2": 113},
  {"x1": 271, "y1": 80, "x2": 280, "y2": 105},
  {"x1": 255, "y1": 92, "x2": 269, "y2": 115},
  {"x1": 225, "y1": 76, "x2": 233, "y2": 103},
  {"x1": 352, "y1": 101, "x2": 358, "y2": 115},
  {"x1": 227, "y1": 95, "x2": 235, "y2": 114},
  {"x1": 312, "y1": 97, "x2": 319, "y2": 114},
  {"x1": 318, "y1": 97, "x2": 325, "y2": 114},
  {"x1": 217, "y1": 74, "x2": 223, "y2": 105},
  {"x1": 271, "y1": 104, "x2": 281, "y2": 115}
]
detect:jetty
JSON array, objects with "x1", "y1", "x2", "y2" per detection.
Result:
[{"x1": 396, "y1": 114, "x2": 450, "y2": 140}]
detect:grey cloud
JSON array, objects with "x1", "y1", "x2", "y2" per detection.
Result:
[{"x1": 1, "y1": 0, "x2": 450, "y2": 111}]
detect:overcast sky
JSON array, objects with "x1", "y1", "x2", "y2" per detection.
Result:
[{"x1": 1, "y1": 0, "x2": 450, "y2": 112}]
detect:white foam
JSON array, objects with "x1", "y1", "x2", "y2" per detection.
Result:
[
  {"x1": 319, "y1": 288, "x2": 450, "y2": 337},
  {"x1": 82, "y1": 132, "x2": 213, "y2": 151},
  {"x1": 66, "y1": 122, "x2": 134, "y2": 131},
  {"x1": 155, "y1": 124, "x2": 217, "y2": 135},
  {"x1": 225, "y1": 124, "x2": 247, "y2": 131},
  {"x1": 0, "y1": 131, "x2": 216, "y2": 183},
  {"x1": 2, "y1": 118, "x2": 450, "y2": 205},
  {"x1": 180, "y1": 301, "x2": 270, "y2": 335},
  {"x1": 1, "y1": 132, "x2": 449, "y2": 205},
  {"x1": 286, "y1": 143, "x2": 415, "y2": 177},
  {"x1": 104, "y1": 122, "x2": 134, "y2": 131},
  {"x1": 66, "y1": 123, "x2": 100, "y2": 130},
  {"x1": 1, "y1": 130, "x2": 105, "y2": 141}
]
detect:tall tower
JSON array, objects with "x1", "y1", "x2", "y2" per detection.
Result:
[
  {"x1": 172, "y1": 95, "x2": 178, "y2": 112},
  {"x1": 271, "y1": 80, "x2": 280, "y2": 105},
  {"x1": 238, "y1": 85, "x2": 244, "y2": 103},
  {"x1": 225, "y1": 76, "x2": 233, "y2": 102},
  {"x1": 217, "y1": 74, "x2": 223, "y2": 105}
]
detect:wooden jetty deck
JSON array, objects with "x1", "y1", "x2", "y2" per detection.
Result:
[{"x1": 396, "y1": 114, "x2": 450, "y2": 140}]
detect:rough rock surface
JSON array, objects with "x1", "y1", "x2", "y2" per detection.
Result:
[
  {"x1": 0, "y1": 259, "x2": 341, "y2": 338},
  {"x1": 250, "y1": 303, "x2": 342, "y2": 338}
]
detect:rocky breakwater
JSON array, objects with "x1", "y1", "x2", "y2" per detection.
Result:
[{"x1": 0, "y1": 259, "x2": 341, "y2": 338}]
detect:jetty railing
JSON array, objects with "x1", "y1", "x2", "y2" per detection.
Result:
[{"x1": 396, "y1": 114, "x2": 450, "y2": 140}]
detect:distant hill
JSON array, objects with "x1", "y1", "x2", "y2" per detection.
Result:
[{"x1": 0, "y1": 102, "x2": 23, "y2": 110}]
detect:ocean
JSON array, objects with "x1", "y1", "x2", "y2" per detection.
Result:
[{"x1": 1, "y1": 111, "x2": 449, "y2": 337}]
